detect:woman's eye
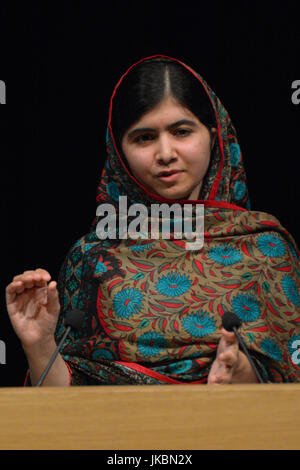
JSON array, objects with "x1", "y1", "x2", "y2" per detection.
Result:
[
  {"x1": 134, "y1": 134, "x2": 154, "y2": 144},
  {"x1": 174, "y1": 128, "x2": 192, "y2": 137}
]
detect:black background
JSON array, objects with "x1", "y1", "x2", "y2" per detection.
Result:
[{"x1": 1, "y1": 0, "x2": 299, "y2": 386}]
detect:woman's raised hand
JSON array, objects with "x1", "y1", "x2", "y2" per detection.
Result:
[{"x1": 5, "y1": 268, "x2": 61, "y2": 350}]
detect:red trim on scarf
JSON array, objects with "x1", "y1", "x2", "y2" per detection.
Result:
[
  {"x1": 23, "y1": 369, "x2": 30, "y2": 386},
  {"x1": 193, "y1": 200, "x2": 246, "y2": 211},
  {"x1": 108, "y1": 54, "x2": 224, "y2": 204},
  {"x1": 65, "y1": 361, "x2": 73, "y2": 386},
  {"x1": 115, "y1": 361, "x2": 207, "y2": 384}
]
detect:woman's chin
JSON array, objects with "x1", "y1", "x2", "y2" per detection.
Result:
[
  {"x1": 155, "y1": 189, "x2": 199, "y2": 201},
  {"x1": 152, "y1": 191, "x2": 189, "y2": 201}
]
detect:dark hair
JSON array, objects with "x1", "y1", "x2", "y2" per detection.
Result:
[{"x1": 110, "y1": 58, "x2": 217, "y2": 151}]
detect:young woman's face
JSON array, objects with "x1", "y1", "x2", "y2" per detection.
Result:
[{"x1": 121, "y1": 96, "x2": 217, "y2": 200}]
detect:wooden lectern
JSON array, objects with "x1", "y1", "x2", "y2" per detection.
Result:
[{"x1": 0, "y1": 383, "x2": 300, "y2": 450}]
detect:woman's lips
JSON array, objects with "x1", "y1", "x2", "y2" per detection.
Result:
[{"x1": 156, "y1": 170, "x2": 183, "y2": 182}]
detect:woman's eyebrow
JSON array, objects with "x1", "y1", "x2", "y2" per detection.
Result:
[
  {"x1": 168, "y1": 119, "x2": 198, "y2": 129},
  {"x1": 127, "y1": 119, "x2": 197, "y2": 139}
]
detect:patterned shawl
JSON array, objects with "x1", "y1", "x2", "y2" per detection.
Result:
[{"x1": 55, "y1": 55, "x2": 300, "y2": 385}]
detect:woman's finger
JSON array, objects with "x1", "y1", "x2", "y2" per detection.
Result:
[
  {"x1": 46, "y1": 281, "x2": 60, "y2": 315},
  {"x1": 13, "y1": 269, "x2": 51, "y2": 284},
  {"x1": 219, "y1": 349, "x2": 238, "y2": 368},
  {"x1": 34, "y1": 268, "x2": 51, "y2": 281},
  {"x1": 220, "y1": 328, "x2": 236, "y2": 344},
  {"x1": 5, "y1": 281, "x2": 26, "y2": 307},
  {"x1": 12, "y1": 273, "x2": 50, "y2": 289}
]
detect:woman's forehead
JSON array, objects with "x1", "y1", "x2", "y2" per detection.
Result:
[{"x1": 124, "y1": 96, "x2": 200, "y2": 132}]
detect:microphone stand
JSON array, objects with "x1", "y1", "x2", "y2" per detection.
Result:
[
  {"x1": 232, "y1": 326, "x2": 264, "y2": 384},
  {"x1": 36, "y1": 326, "x2": 71, "y2": 387}
]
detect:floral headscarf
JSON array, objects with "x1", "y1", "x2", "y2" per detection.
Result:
[{"x1": 94, "y1": 55, "x2": 250, "y2": 213}]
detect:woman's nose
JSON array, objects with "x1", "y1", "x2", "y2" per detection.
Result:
[{"x1": 156, "y1": 135, "x2": 177, "y2": 165}]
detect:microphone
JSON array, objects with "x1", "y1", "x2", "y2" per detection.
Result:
[
  {"x1": 222, "y1": 311, "x2": 264, "y2": 383},
  {"x1": 36, "y1": 309, "x2": 85, "y2": 387}
]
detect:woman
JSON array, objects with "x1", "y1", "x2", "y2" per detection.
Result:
[{"x1": 6, "y1": 55, "x2": 300, "y2": 386}]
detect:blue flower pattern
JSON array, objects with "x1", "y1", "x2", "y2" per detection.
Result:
[
  {"x1": 130, "y1": 242, "x2": 154, "y2": 253},
  {"x1": 167, "y1": 360, "x2": 193, "y2": 374},
  {"x1": 107, "y1": 181, "x2": 120, "y2": 201},
  {"x1": 230, "y1": 143, "x2": 241, "y2": 167},
  {"x1": 232, "y1": 293, "x2": 261, "y2": 322},
  {"x1": 156, "y1": 272, "x2": 192, "y2": 298},
  {"x1": 113, "y1": 288, "x2": 144, "y2": 319},
  {"x1": 234, "y1": 181, "x2": 246, "y2": 200},
  {"x1": 182, "y1": 311, "x2": 216, "y2": 338},
  {"x1": 137, "y1": 331, "x2": 166, "y2": 358},
  {"x1": 281, "y1": 275, "x2": 300, "y2": 306},
  {"x1": 92, "y1": 349, "x2": 114, "y2": 360},
  {"x1": 95, "y1": 261, "x2": 107, "y2": 274},
  {"x1": 257, "y1": 234, "x2": 286, "y2": 258},
  {"x1": 208, "y1": 244, "x2": 243, "y2": 266}
]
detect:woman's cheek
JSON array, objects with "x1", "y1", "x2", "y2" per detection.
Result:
[
  {"x1": 128, "y1": 152, "x2": 150, "y2": 178},
  {"x1": 183, "y1": 146, "x2": 210, "y2": 168}
]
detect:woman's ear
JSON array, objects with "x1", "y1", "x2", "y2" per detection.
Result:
[{"x1": 210, "y1": 127, "x2": 217, "y2": 150}]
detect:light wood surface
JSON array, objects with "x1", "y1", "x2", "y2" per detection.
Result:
[{"x1": 0, "y1": 383, "x2": 300, "y2": 450}]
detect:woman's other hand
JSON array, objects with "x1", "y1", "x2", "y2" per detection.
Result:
[
  {"x1": 5, "y1": 268, "x2": 60, "y2": 350},
  {"x1": 207, "y1": 328, "x2": 257, "y2": 384}
]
